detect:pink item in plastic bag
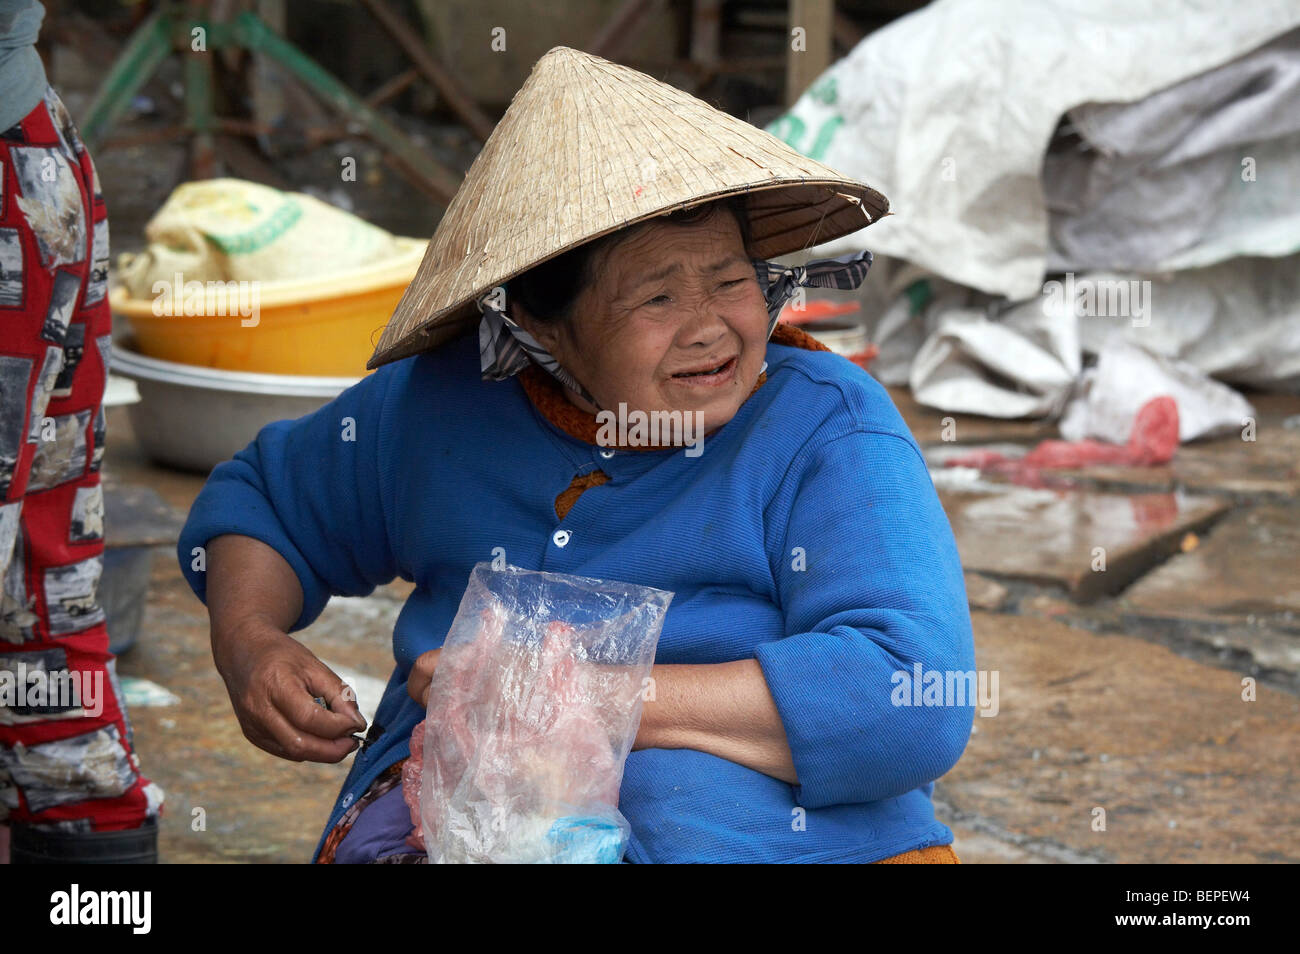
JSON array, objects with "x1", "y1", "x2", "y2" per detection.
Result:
[
  {"x1": 402, "y1": 603, "x2": 508, "y2": 850},
  {"x1": 401, "y1": 721, "x2": 425, "y2": 849},
  {"x1": 403, "y1": 563, "x2": 672, "y2": 863}
]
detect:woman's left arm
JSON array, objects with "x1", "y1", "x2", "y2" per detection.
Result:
[
  {"x1": 634, "y1": 425, "x2": 976, "y2": 804},
  {"x1": 633, "y1": 660, "x2": 798, "y2": 783},
  {"x1": 408, "y1": 649, "x2": 798, "y2": 781}
]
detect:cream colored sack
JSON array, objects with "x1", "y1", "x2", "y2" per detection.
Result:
[{"x1": 116, "y1": 178, "x2": 403, "y2": 298}]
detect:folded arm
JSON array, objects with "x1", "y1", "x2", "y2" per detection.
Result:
[
  {"x1": 631, "y1": 427, "x2": 975, "y2": 803},
  {"x1": 633, "y1": 660, "x2": 797, "y2": 783}
]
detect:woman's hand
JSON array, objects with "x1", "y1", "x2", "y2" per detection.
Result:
[
  {"x1": 407, "y1": 648, "x2": 442, "y2": 707},
  {"x1": 205, "y1": 534, "x2": 365, "y2": 763},
  {"x1": 214, "y1": 618, "x2": 366, "y2": 763}
]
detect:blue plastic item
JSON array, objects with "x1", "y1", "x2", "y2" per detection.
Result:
[{"x1": 547, "y1": 816, "x2": 627, "y2": 864}]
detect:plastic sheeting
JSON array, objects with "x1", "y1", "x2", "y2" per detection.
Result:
[
  {"x1": 1073, "y1": 255, "x2": 1300, "y2": 392},
  {"x1": 407, "y1": 563, "x2": 671, "y2": 864},
  {"x1": 908, "y1": 286, "x2": 1081, "y2": 418},
  {"x1": 1045, "y1": 28, "x2": 1300, "y2": 274},
  {"x1": 1060, "y1": 337, "x2": 1256, "y2": 444},
  {"x1": 770, "y1": 0, "x2": 1300, "y2": 415},
  {"x1": 902, "y1": 254, "x2": 1298, "y2": 419},
  {"x1": 770, "y1": 0, "x2": 1300, "y2": 300}
]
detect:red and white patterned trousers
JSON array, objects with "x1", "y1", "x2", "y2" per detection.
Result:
[{"x1": 0, "y1": 84, "x2": 160, "y2": 832}]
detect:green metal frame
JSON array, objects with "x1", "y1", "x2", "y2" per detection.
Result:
[{"x1": 81, "y1": 4, "x2": 459, "y2": 203}]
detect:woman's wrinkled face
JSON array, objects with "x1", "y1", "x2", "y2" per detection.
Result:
[{"x1": 513, "y1": 210, "x2": 770, "y2": 436}]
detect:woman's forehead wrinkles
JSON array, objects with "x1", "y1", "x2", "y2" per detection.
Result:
[
  {"x1": 617, "y1": 254, "x2": 751, "y2": 296},
  {"x1": 629, "y1": 262, "x2": 681, "y2": 289},
  {"x1": 704, "y1": 253, "x2": 750, "y2": 274}
]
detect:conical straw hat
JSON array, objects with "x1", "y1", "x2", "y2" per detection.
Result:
[{"x1": 368, "y1": 46, "x2": 889, "y2": 369}]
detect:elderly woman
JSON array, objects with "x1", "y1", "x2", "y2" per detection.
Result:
[{"x1": 178, "y1": 47, "x2": 975, "y2": 864}]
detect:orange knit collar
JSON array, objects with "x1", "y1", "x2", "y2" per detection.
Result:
[{"x1": 517, "y1": 323, "x2": 832, "y2": 449}]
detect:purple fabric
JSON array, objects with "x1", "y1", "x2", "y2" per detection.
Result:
[{"x1": 332, "y1": 784, "x2": 422, "y2": 864}]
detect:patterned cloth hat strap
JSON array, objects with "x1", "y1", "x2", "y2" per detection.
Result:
[
  {"x1": 476, "y1": 290, "x2": 600, "y2": 406},
  {"x1": 752, "y1": 249, "x2": 874, "y2": 329},
  {"x1": 477, "y1": 249, "x2": 874, "y2": 409}
]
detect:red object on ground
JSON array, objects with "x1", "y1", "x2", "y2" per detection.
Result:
[
  {"x1": 1125, "y1": 395, "x2": 1181, "y2": 464},
  {"x1": 845, "y1": 343, "x2": 880, "y2": 372},
  {"x1": 778, "y1": 299, "x2": 861, "y2": 325},
  {"x1": 946, "y1": 396, "x2": 1180, "y2": 485}
]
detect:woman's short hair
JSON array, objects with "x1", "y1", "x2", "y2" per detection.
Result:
[{"x1": 508, "y1": 196, "x2": 752, "y2": 324}]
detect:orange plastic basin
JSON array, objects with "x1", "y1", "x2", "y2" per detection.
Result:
[{"x1": 109, "y1": 237, "x2": 428, "y2": 376}]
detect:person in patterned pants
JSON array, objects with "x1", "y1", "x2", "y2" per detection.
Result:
[{"x1": 0, "y1": 82, "x2": 162, "y2": 863}]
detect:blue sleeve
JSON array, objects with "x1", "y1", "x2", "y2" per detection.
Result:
[
  {"x1": 176, "y1": 364, "x2": 401, "y2": 633},
  {"x1": 754, "y1": 426, "x2": 976, "y2": 809}
]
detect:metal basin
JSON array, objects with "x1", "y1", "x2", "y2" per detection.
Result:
[{"x1": 110, "y1": 341, "x2": 359, "y2": 473}]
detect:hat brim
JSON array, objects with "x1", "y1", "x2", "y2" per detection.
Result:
[{"x1": 366, "y1": 178, "x2": 888, "y2": 369}]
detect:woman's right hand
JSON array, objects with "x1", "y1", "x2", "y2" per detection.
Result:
[
  {"x1": 213, "y1": 618, "x2": 366, "y2": 763},
  {"x1": 204, "y1": 534, "x2": 366, "y2": 763}
]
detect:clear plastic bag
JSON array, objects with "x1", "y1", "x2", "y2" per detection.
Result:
[{"x1": 403, "y1": 563, "x2": 672, "y2": 864}]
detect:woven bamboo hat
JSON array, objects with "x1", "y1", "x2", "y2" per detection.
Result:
[{"x1": 368, "y1": 46, "x2": 889, "y2": 369}]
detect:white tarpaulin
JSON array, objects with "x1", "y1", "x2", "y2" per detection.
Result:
[
  {"x1": 901, "y1": 251, "x2": 1300, "y2": 416},
  {"x1": 1044, "y1": 28, "x2": 1300, "y2": 274},
  {"x1": 769, "y1": 0, "x2": 1300, "y2": 301},
  {"x1": 1059, "y1": 337, "x2": 1257, "y2": 444},
  {"x1": 1073, "y1": 254, "x2": 1300, "y2": 392},
  {"x1": 771, "y1": 1, "x2": 1300, "y2": 415},
  {"x1": 908, "y1": 285, "x2": 1081, "y2": 418}
]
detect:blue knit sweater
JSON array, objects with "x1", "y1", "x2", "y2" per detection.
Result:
[{"x1": 177, "y1": 330, "x2": 975, "y2": 863}]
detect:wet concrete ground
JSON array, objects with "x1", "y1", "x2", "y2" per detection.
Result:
[
  {"x1": 98, "y1": 383, "x2": 1300, "y2": 864},
  {"x1": 907, "y1": 389, "x2": 1300, "y2": 864}
]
